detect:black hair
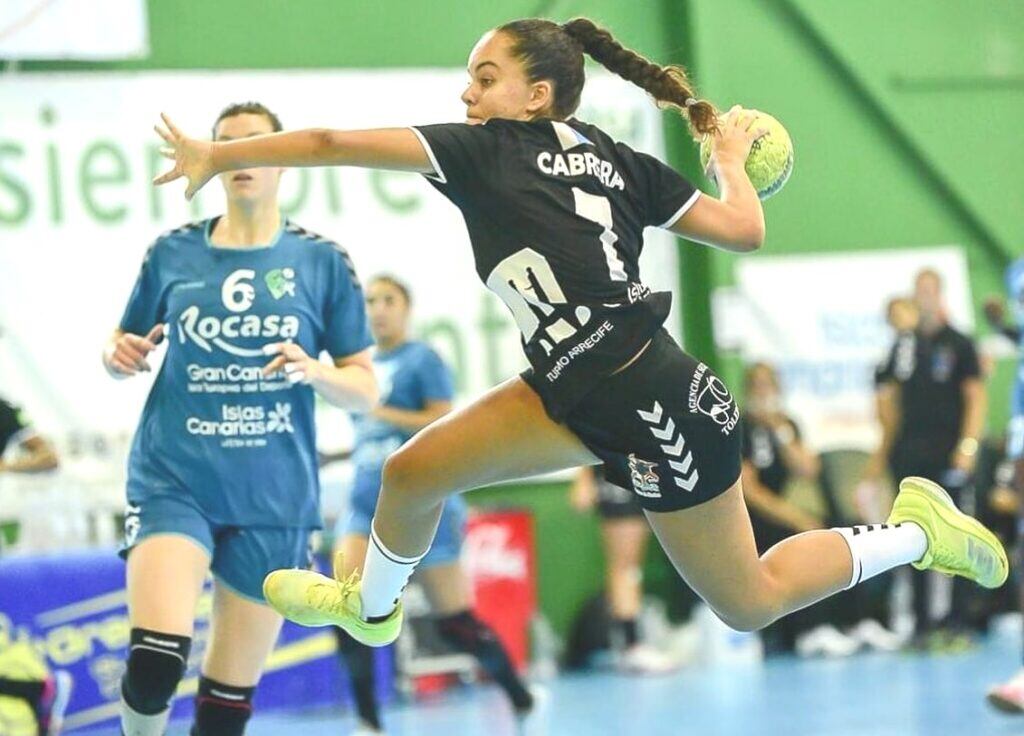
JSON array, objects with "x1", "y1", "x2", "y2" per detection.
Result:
[
  {"x1": 497, "y1": 17, "x2": 717, "y2": 138},
  {"x1": 212, "y1": 101, "x2": 283, "y2": 139}
]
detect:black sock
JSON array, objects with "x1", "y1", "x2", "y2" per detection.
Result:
[
  {"x1": 612, "y1": 618, "x2": 639, "y2": 650},
  {"x1": 189, "y1": 676, "x2": 254, "y2": 736},
  {"x1": 0, "y1": 677, "x2": 46, "y2": 705},
  {"x1": 437, "y1": 611, "x2": 533, "y2": 713},
  {"x1": 334, "y1": 626, "x2": 382, "y2": 730}
]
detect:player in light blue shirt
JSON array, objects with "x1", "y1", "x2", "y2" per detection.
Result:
[
  {"x1": 984, "y1": 256, "x2": 1024, "y2": 713},
  {"x1": 103, "y1": 102, "x2": 376, "y2": 736},
  {"x1": 329, "y1": 276, "x2": 533, "y2": 731}
]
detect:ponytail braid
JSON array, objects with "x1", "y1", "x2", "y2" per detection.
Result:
[{"x1": 560, "y1": 17, "x2": 717, "y2": 138}]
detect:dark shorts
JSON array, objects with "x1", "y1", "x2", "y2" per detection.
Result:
[
  {"x1": 594, "y1": 473, "x2": 645, "y2": 519},
  {"x1": 556, "y1": 329, "x2": 742, "y2": 513},
  {"x1": 119, "y1": 493, "x2": 314, "y2": 603}
]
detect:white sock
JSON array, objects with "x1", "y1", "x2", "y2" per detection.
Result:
[
  {"x1": 832, "y1": 522, "x2": 928, "y2": 589},
  {"x1": 360, "y1": 521, "x2": 428, "y2": 619},
  {"x1": 120, "y1": 693, "x2": 171, "y2": 736}
]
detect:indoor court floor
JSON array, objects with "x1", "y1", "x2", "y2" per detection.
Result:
[{"x1": 76, "y1": 626, "x2": 1023, "y2": 736}]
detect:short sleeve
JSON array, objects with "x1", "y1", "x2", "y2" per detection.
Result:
[
  {"x1": 409, "y1": 123, "x2": 500, "y2": 205},
  {"x1": 633, "y1": 151, "x2": 701, "y2": 229},
  {"x1": 417, "y1": 347, "x2": 455, "y2": 403},
  {"x1": 119, "y1": 243, "x2": 166, "y2": 335},
  {"x1": 322, "y1": 246, "x2": 373, "y2": 359},
  {"x1": 957, "y1": 336, "x2": 981, "y2": 382}
]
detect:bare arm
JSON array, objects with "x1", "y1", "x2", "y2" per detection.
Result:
[
  {"x1": 951, "y1": 378, "x2": 986, "y2": 472},
  {"x1": 262, "y1": 344, "x2": 379, "y2": 413},
  {"x1": 372, "y1": 400, "x2": 452, "y2": 434},
  {"x1": 773, "y1": 424, "x2": 820, "y2": 480},
  {"x1": 864, "y1": 383, "x2": 899, "y2": 480},
  {"x1": 154, "y1": 115, "x2": 434, "y2": 199},
  {"x1": 103, "y1": 325, "x2": 165, "y2": 379},
  {"x1": 668, "y1": 106, "x2": 766, "y2": 253},
  {"x1": 0, "y1": 434, "x2": 59, "y2": 473}
]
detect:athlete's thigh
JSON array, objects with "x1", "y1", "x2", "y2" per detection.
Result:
[
  {"x1": 417, "y1": 563, "x2": 471, "y2": 616},
  {"x1": 643, "y1": 480, "x2": 768, "y2": 618},
  {"x1": 202, "y1": 581, "x2": 283, "y2": 686},
  {"x1": 389, "y1": 376, "x2": 599, "y2": 494},
  {"x1": 334, "y1": 534, "x2": 369, "y2": 578},
  {"x1": 126, "y1": 534, "x2": 211, "y2": 636}
]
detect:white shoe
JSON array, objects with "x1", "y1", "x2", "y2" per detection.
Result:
[
  {"x1": 848, "y1": 619, "x2": 904, "y2": 652},
  {"x1": 618, "y1": 644, "x2": 681, "y2": 675},
  {"x1": 795, "y1": 625, "x2": 860, "y2": 658}
]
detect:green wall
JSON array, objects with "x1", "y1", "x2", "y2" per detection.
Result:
[{"x1": 688, "y1": 0, "x2": 1023, "y2": 424}]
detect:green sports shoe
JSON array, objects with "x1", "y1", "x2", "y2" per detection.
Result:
[
  {"x1": 887, "y1": 476, "x2": 1008, "y2": 589},
  {"x1": 263, "y1": 553, "x2": 403, "y2": 647}
]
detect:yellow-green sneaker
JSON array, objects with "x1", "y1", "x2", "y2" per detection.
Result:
[
  {"x1": 887, "y1": 476, "x2": 1008, "y2": 589},
  {"x1": 263, "y1": 552, "x2": 403, "y2": 647}
]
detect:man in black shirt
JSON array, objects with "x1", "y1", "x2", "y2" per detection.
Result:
[{"x1": 870, "y1": 269, "x2": 987, "y2": 640}]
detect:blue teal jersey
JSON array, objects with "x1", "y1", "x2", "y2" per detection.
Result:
[
  {"x1": 351, "y1": 341, "x2": 454, "y2": 472},
  {"x1": 120, "y1": 218, "x2": 373, "y2": 528},
  {"x1": 1007, "y1": 258, "x2": 1024, "y2": 459}
]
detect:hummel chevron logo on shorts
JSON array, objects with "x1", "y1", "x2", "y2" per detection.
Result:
[{"x1": 637, "y1": 401, "x2": 699, "y2": 492}]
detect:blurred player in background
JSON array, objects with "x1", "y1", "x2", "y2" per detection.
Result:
[
  {"x1": 984, "y1": 255, "x2": 1024, "y2": 712},
  {"x1": 867, "y1": 269, "x2": 987, "y2": 648},
  {"x1": 104, "y1": 102, "x2": 377, "y2": 736},
  {"x1": 330, "y1": 275, "x2": 532, "y2": 734},
  {"x1": 0, "y1": 396, "x2": 67, "y2": 735},
  {"x1": 155, "y1": 18, "x2": 1007, "y2": 666},
  {"x1": 569, "y1": 466, "x2": 678, "y2": 673}
]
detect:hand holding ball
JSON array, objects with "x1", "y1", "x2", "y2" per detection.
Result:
[{"x1": 699, "y1": 109, "x2": 793, "y2": 200}]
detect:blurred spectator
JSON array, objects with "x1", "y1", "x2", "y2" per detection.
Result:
[
  {"x1": 568, "y1": 465, "x2": 679, "y2": 673},
  {"x1": 867, "y1": 269, "x2": 986, "y2": 647},
  {"x1": 0, "y1": 398, "x2": 58, "y2": 474},
  {"x1": 0, "y1": 397, "x2": 68, "y2": 733}
]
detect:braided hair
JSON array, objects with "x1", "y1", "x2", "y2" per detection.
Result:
[{"x1": 497, "y1": 17, "x2": 717, "y2": 138}]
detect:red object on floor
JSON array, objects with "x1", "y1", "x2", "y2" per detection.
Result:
[{"x1": 463, "y1": 509, "x2": 536, "y2": 671}]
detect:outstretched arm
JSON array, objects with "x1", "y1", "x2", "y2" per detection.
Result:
[{"x1": 153, "y1": 114, "x2": 434, "y2": 199}]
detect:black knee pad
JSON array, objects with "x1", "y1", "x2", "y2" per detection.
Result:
[
  {"x1": 122, "y1": 628, "x2": 191, "y2": 715},
  {"x1": 190, "y1": 676, "x2": 255, "y2": 736}
]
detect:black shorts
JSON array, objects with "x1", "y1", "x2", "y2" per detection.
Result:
[
  {"x1": 595, "y1": 472, "x2": 645, "y2": 519},
  {"x1": 560, "y1": 329, "x2": 742, "y2": 513}
]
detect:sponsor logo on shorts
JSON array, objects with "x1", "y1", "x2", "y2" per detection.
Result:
[
  {"x1": 637, "y1": 401, "x2": 700, "y2": 493},
  {"x1": 628, "y1": 454, "x2": 662, "y2": 498},
  {"x1": 688, "y1": 363, "x2": 739, "y2": 436}
]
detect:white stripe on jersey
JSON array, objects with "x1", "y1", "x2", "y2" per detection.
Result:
[{"x1": 658, "y1": 189, "x2": 702, "y2": 230}]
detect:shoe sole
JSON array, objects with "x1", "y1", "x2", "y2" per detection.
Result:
[
  {"x1": 897, "y1": 476, "x2": 1008, "y2": 588},
  {"x1": 987, "y1": 691, "x2": 1024, "y2": 714}
]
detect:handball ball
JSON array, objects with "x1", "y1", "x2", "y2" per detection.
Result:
[{"x1": 700, "y1": 110, "x2": 793, "y2": 200}]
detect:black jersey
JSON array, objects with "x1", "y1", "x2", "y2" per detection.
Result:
[
  {"x1": 875, "y1": 324, "x2": 980, "y2": 463},
  {"x1": 412, "y1": 118, "x2": 700, "y2": 420}
]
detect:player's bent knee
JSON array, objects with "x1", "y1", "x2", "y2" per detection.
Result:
[
  {"x1": 713, "y1": 598, "x2": 782, "y2": 633},
  {"x1": 122, "y1": 628, "x2": 191, "y2": 714},
  {"x1": 381, "y1": 447, "x2": 436, "y2": 500}
]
